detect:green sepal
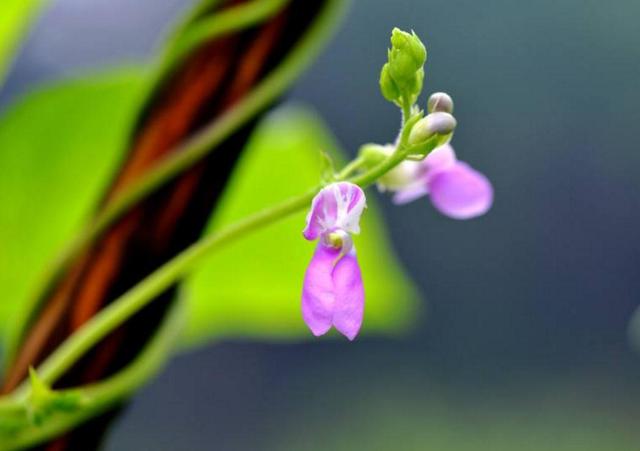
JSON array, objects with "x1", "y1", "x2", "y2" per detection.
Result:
[
  {"x1": 379, "y1": 63, "x2": 401, "y2": 103},
  {"x1": 319, "y1": 149, "x2": 338, "y2": 183}
]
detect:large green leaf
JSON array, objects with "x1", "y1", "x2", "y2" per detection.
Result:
[
  {"x1": 0, "y1": 0, "x2": 47, "y2": 87},
  {"x1": 0, "y1": 70, "x2": 146, "y2": 339},
  {"x1": 181, "y1": 106, "x2": 421, "y2": 346}
]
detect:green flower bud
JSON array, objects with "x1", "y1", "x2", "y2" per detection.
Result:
[
  {"x1": 390, "y1": 28, "x2": 427, "y2": 74},
  {"x1": 379, "y1": 28, "x2": 427, "y2": 105},
  {"x1": 408, "y1": 112, "x2": 457, "y2": 145},
  {"x1": 427, "y1": 92, "x2": 454, "y2": 114},
  {"x1": 359, "y1": 143, "x2": 391, "y2": 168}
]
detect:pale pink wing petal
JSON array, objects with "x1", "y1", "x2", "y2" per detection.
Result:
[
  {"x1": 303, "y1": 182, "x2": 366, "y2": 240},
  {"x1": 423, "y1": 143, "x2": 457, "y2": 177},
  {"x1": 331, "y1": 250, "x2": 365, "y2": 341},
  {"x1": 302, "y1": 244, "x2": 339, "y2": 336},
  {"x1": 392, "y1": 145, "x2": 456, "y2": 205},
  {"x1": 392, "y1": 180, "x2": 429, "y2": 205},
  {"x1": 377, "y1": 160, "x2": 422, "y2": 191},
  {"x1": 427, "y1": 161, "x2": 493, "y2": 220}
]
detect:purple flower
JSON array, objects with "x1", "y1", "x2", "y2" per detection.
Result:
[
  {"x1": 302, "y1": 182, "x2": 366, "y2": 340},
  {"x1": 382, "y1": 144, "x2": 493, "y2": 219}
]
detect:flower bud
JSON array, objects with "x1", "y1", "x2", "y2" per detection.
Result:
[
  {"x1": 379, "y1": 28, "x2": 427, "y2": 105},
  {"x1": 427, "y1": 92, "x2": 454, "y2": 114},
  {"x1": 389, "y1": 28, "x2": 427, "y2": 75},
  {"x1": 359, "y1": 143, "x2": 391, "y2": 168},
  {"x1": 408, "y1": 112, "x2": 457, "y2": 145}
]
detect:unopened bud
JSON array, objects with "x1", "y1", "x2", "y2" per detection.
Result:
[
  {"x1": 427, "y1": 92, "x2": 454, "y2": 114},
  {"x1": 389, "y1": 28, "x2": 427, "y2": 74},
  {"x1": 379, "y1": 28, "x2": 427, "y2": 105},
  {"x1": 408, "y1": 112, "x2": 457, "y2": 145},
  {"x1": 359, "y1": 143, "x2": 392, "y2": 168}
]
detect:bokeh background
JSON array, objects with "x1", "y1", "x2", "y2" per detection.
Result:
[{"x1": 3, "y1": 0, "x2": 640, "y2": 449}]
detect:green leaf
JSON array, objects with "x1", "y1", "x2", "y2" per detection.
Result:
[
  {"x1": 0, "y1": 70, "x2": 146, "y2": 341},
  {"x1": 181, "y1": 106, "x2": 421, "y2": 347},
  {"x1": 0, "y1": 0, "x2": 48, "y2": 87}
]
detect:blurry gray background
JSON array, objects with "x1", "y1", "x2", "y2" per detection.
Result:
[{"x1": 3, "y1": 0, "x2": 640, "y2": 449}]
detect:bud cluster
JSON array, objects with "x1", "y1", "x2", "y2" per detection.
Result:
[
  {"x1": 406, "y1": 92, "x2": 456, "y2": 150},
  {"x1": 379, "y1": 28, "x2": 427, "y2": 107}
]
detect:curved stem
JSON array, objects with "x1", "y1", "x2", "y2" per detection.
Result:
[
  {"x1": 336, "y1": 156, "x2": 366, "y2": 179},
  {"x1": 14, "y1": 190, "x2": 315, "y2": 395},
  {"x1": 401, "y1": 97, "x2": 413, "y2": 124},
  {"x1": 163, "y1": 0, "x2": 291, "y2": 68},
  {"x1": 0, "y1": 298, "x2": 185, "y2": 450}
]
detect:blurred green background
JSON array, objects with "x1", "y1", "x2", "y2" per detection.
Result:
[{"x1": 2, "y1": 0, "x2": 640, "y2": 449}]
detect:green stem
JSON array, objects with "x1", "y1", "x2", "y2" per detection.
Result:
[
  {"x1": 351, "y1": 148, "x2": 411, "y2": 187},
  {"x1": 336, "y1": 156, "x2": 366, "y2": 179},
  {"x1": 0, "y1": 298, "x2": 185, "y2": 451},
  {"x1": 15, "y1": 190, "x2": 316, "y2": 395},
  {"x1": 163, "y1": 0, "x2": 291, "y2": 69},
  {"x1": 401, "y1": 97, "x2": 413, "y2": 124}
]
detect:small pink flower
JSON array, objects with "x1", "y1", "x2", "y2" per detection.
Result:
[
  {"x1": 385, "y1": 144, "x2": 493, "y2": 219},
  {"x1": 302, "y1": 182, "x2": 366, "y2": 340}
]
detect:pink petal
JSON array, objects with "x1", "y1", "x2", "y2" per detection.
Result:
[
  {"x1": 392, "y1": 181, "x2": 429, "y2": 205},
  {"x1": 427, "y1": 161, "x2": 493, "y2": 219},
  {"x1": 332, "y1": 251, "x2": 365, "y2": 340},
  {"x1": 423, "y1": 144, "x2": 457, "y2": 178},
  {"x1": 390, "y1": 144, "x2": 457, "y2": 205},
  {"x1": 301, "y1": 244, "x2": 338, "y2": 336},
  {"x1": 301, "y1": 243, "x2": 365, "y2": 340},
  {"x1": 303, "y1": 182, "x2": 366, "y2": 241}
]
